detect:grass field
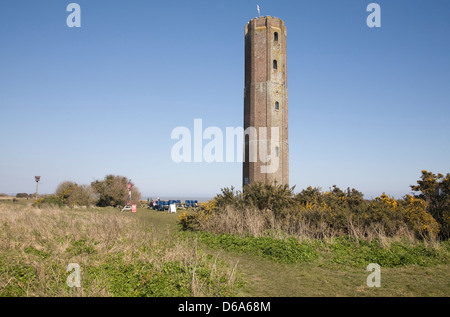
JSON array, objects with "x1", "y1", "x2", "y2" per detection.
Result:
[{"x1": 0, "y1": 200, "x2": 449, "y2": 297}]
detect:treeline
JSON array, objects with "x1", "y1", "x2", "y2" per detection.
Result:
[
  {"x1": 15, "y1": 193, "x2": 34, "y2": 198},
  {"x1": 180, "y1": 170, "x2": 450, "y2": 240},
  {"x1": 34, "y1": 175, "x2": 141, "y2": 208}
]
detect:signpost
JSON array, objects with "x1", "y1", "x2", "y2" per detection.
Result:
[
  {"x1": 127, "y1": 182, "x2": 132, "y2": 206},
  {"x1": 35, "y1": 176, "x2": 41, "y2": 200},
  {"x1": 122, "y1": 181, "x2": 135, "y2": 212}
]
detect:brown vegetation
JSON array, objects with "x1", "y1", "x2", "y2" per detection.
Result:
[
  {"x1": 0, "y1": 204, "x2": 238, "y2": 296},
  {"x1": 180, "y1": 170, "x2": 450, "y2": 242}
]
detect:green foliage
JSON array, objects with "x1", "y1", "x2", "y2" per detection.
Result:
[
  {"x1": 66, "y1": 239, "x2": 98, "y2": 256},
  {"x1": 53, "y1": 175, "x2": 142, "y2": 208},
  {"x1": 15, "y1": 193, "x2": 30, "y2": 198},
  {"x1": 187, "y1": 232, "x2": 450, "y2": 268},
  {"x1": 91, "y1": 175, "x2": 142, "y2": 207},
  {"x1": 0, "y1": 205, "x2": 239, "y2": 297},
  {"x1": 194, "y1": 232, "x2": 318, "y2": 264},
  {"x1": 0, "y1": 254, "x2": 37, "y2": 296},
  {"x1": 207, "y1": 183, "x2": 298, "y2": 214},
  {"x1": 411, "y1": 170, "x2": 450, "y2": 239},
  {"x1": 101, "y1": 260, "x2": 192, "y2": 297},
  {"x1": 33, "y1": 195, "x2": 63, "y2": 208},
  {"x1": 55, "y1": 181, "x2": 96, "y2": 207},
  {"x1": 24, "y1": 246, "x2": 50, "y2": 259},
  {"x1": 242, "y1": 182, "x2": 297, "y2": 212},
  {"x1": 184, "y1": 176, "x2": 447, "y2": 241},
  {"x1": 55, "y1": 181, "x2": 77, "y2": 205},
  {"x1": 325, "y1": 237, "x2": 449, "y2": 267}
]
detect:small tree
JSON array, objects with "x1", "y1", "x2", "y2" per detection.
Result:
[
  {"x1": 55, "y1": 181, "x2": 96, "y2": 207},
  {"x1": 55, "y1": 181, "x2": 78, "y2": 205},
  {"x1": 68, "y1": 185, "x2": 96, "y2": 207},
  {"x1": 411, "y1": 170, "x2": 450, "y2": 238},
  {"x1": 91, "y1": 175, "x2": 141, "y2": 207}
]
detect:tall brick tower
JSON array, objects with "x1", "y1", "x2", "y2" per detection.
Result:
[{"x1": 243, "y1": 16, "x2": 289, "y2": 187}]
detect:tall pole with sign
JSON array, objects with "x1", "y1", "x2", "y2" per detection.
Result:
[
  {"x1": 127, "y1": 181, "x2": 132, "y2": 207},
  {"x1": 35, "y1": 176, "x2": 41, "y2": 201}
]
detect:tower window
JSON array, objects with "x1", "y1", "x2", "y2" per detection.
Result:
[
  {"x1": 275, "y1": 101, "x2": 279, "y2": 110},
  {"x1": 275, "y1": 146, "x2": 279, "y2": 157},
  {"x1": 274, "y1": 32, "x2": 278, "y2": 42},
  {"x1": 273, "y1": 60, "x2": 278, "y2": 70}
]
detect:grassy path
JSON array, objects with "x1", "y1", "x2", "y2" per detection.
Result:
[
  {"x1": 2, "y1": 201, "x2": 447, "y2": 296},
  {"x1": 135, "y1": 208, "x2": 450, "y2": 297},
  {"x1": 225, "y1": 254, "x2": 450, "y2": 296}
]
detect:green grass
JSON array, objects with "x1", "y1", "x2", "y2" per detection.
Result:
[
  {"x1": 1, "y1": 201, "x2": 449, "y2": 297},
  {"x1": 0, "y1": 204, "x2": 239, "y2": 297},
  {"x1": 191, "y1": 232, "x2": 319, "y2": 263},
  {"x1": 185, "y1": 231, "x2": 450, "y2": 268}
]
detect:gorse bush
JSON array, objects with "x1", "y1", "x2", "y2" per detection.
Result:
[
  {"x1": 33, "y1": 195, "x2": 64, "y2": 208},
  {"x1": 55, "y1": 181, "x2": 96, "y2": 207},
  {"x1": 410, "y1": 170, "x2": 450, "y2": 239},
  {"x1": 179, "y1": 171, "x2": 449, "y2": 241}
]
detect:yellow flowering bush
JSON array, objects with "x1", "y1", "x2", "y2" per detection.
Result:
[
  {"x1": 178, "y1": 177, "x2": 448, "y2": 241},
  {"x1": 402, "y1": 195, "x2": 440, "y2": 239}
]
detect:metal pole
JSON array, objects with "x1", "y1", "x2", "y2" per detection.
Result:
[{"x1": 35, "y1": 176, "x2": 40, "y2": 201}]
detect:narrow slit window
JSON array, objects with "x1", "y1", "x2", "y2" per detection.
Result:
[
  {"x1": 273, "y1": 60, "x2": 278, "y2": 70},
  {"x1": 275, "y1": 101, "x2": 279, "y2": 110},
  {"x1": 275, "y1": 146, "x2": 279, "y2": 157},
  {"x1": 274, "y1": 32, "x2": 278, "y2": 42}
]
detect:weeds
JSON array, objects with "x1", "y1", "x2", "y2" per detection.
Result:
[
  {"x1": 185, "y1": 231, "x2": 450, "y2": 268},
  {"x1": 180, "y1": 182, "x2": 446, "y2": 241},
  {"x1": 0, "y1": 204, "x2": 240, "y2": 297}
]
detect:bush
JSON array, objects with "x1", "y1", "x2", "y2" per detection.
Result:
[
  {"x1": 401, "y1": 195, "x2": 440, "y2": 239},
  {"x1": 55, "y1": 181, "x2": 96, "y2": 207},
  {"x1": 67, "y1": 185, "x2": 96, "y2": 206},
  {"x1": 55, "y1": 181, "x2": 78, "y2": 205},
  {"x1": 180, "y1": 179, "x2": 446, "y2": 242},
  {"x1": 91, "y1": 175, "x2": 141, "y2": 208},
  {"x1": 15, "y1": 193, "x2": 30, "y2": 199},
  {"x1": 411, "y1": 170, "x2": 450, "y2": 239},
  {"x1": 33, "y1": 195, "x2": 63, "y2": 208}
]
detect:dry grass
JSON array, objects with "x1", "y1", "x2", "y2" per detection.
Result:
[
  {"x1": 196, "y1": 206, "x2": 420, "y2": 246},
  {"x1": 0, "y1": 196, "x2": 15, "y2": 200},
  {"x1": 0, "y1": 204, "x2": 238, "y2": 297}
]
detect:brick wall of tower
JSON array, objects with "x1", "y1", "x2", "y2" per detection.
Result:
[{"x1": 243, "y1": 16, "x2": 289, "y2": 187}]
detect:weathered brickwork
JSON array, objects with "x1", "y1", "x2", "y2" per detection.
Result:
[{"x1": 243, "y1": 16, "x2": 289, "y2": 187}]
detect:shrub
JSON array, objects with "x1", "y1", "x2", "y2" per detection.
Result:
[
  {"x1": 15, "y1": 193, "x2": 30, "y2": 199},
  {"x1": 91, "y1": 175, "x2": 142, "y2": 207},
  {"x1": 67, "y1": 185, "x2": 96, "y2": 207},
  {"x1": 401, "y1": 195, "x2": 440, "y2": 239},
  {"x1": 180, "y1": 180, "x2": 446, "y2": 242},
  {"x1": 55, "y1": 181, "x2": 96, "y2": 207},
  {"x1": 365, "y1": 193, "x2": 407, "y2": 236},
  {"x1": 55, "y1": 181, "x2": 78, "y2": 205},
  {"x1": 411, "y1": 170, "x2": 450, "y2": 239},
  {"x1": 33, "y1": 195, "x2": 63, "y2": 208}
]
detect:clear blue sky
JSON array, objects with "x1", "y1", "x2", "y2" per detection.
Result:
[{"x1": 1, "y1": 0, "x2": 449, "y2": 199}]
